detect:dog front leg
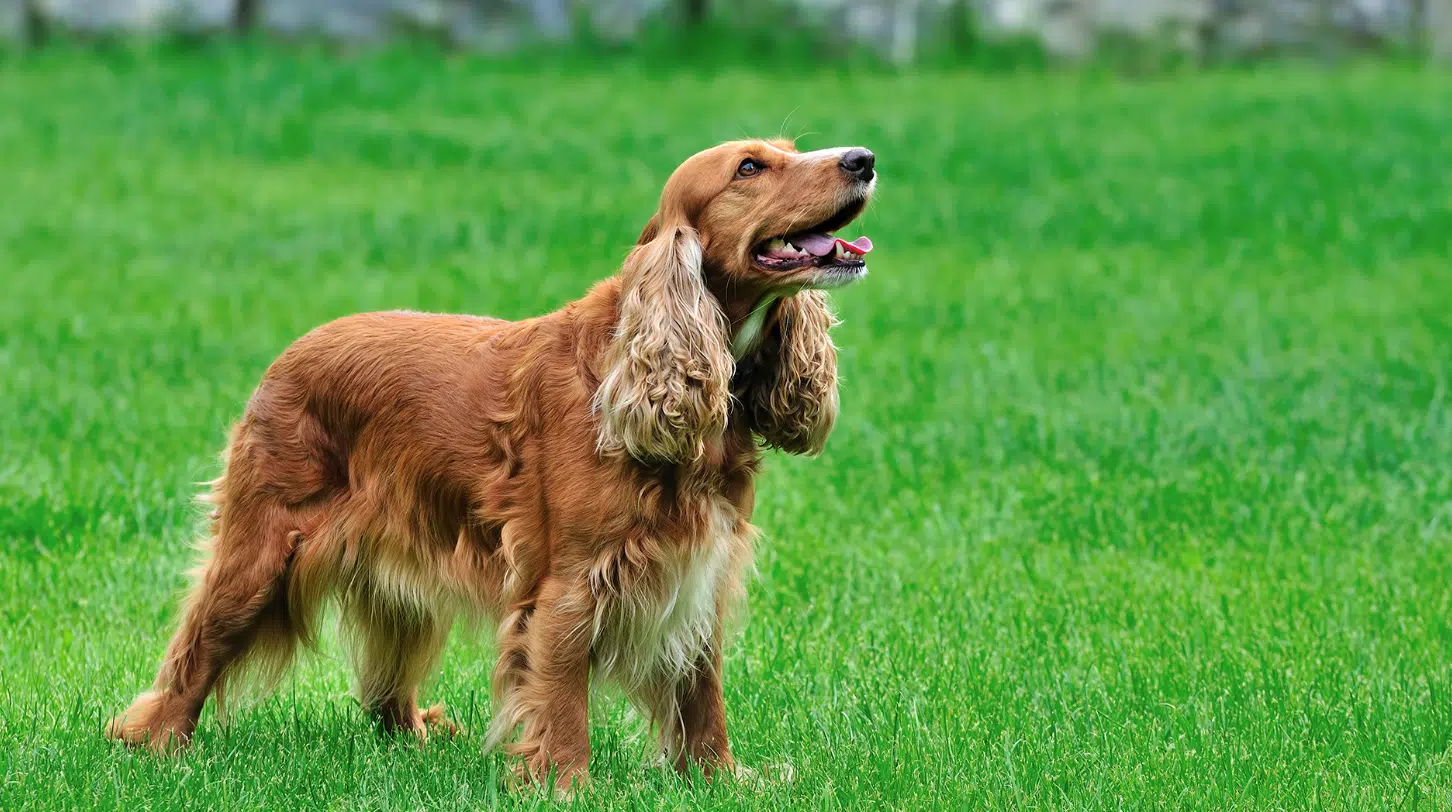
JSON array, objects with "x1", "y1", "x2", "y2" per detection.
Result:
[
  {"x1": 491, "y1": 577, "x2": 593, "y2": 795},
  {"x1": 671, "y1": 646, "x2": 735, "y2": 777}
]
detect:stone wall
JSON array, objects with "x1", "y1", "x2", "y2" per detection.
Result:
[
  {"x1": 3, "y1": 0, "x2": 1450, "y2": 64},
  {"x1": 1, "y1": 0, "x2": 26, "y2": 40}
]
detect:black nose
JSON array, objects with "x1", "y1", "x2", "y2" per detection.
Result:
[{"x1": 840, "y1": 148, "x2": 875, "y2": 182}]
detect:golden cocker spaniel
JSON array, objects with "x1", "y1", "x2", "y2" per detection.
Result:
[{"x1": 107, "y1": 138, "x2": 877, "y2": 789}]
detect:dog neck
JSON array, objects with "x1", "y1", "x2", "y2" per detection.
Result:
[{"x1": 729, "y1": 293, "x2": 781, "y2": 360}]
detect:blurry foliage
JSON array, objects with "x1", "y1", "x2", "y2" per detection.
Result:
[{"x1": 2, "y1": 0, "x2": 1449, "y2": 71}]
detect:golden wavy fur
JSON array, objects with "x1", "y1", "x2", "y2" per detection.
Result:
[{"x1": 105, "y1": 138, "x2": 877, "y2": 790}]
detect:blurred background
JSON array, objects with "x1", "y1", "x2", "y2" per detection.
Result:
[{"x1": 3, "y1": 0, "x2": 1451, "y2": 66}]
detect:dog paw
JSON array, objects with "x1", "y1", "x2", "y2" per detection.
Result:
[
  {"x1": 418, "y1": 703, "x2": 464, "y2": 740},
  {"x1": 377, "y1": 701, "x2": 465, "y2": 743},
  {"x1": 104, "y1": 691, "x2": 191, "y2": 755},
  {"x1": 506, "y1": 751, "x2": 588, "y2": 800}
]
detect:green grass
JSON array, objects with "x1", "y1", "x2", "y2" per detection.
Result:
[{"x1": 2, "y1": 46, "x2": 1451, "y2": 809}]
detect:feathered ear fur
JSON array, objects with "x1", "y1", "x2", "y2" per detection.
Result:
[
  {"x1": 595, "y1": 225, "x2": 733, "y2": 462},
  {"x1": 742, "y1": 290, "x2": 841, "y2": 456}
]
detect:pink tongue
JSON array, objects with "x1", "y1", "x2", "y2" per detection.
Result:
[{"x1": 791, "y1": 233, "x2": 874, "y2": 257}]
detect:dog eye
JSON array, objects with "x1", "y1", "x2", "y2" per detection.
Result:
[{"x1": 736, "y1": 159, "x2": 764, "y2": 178}]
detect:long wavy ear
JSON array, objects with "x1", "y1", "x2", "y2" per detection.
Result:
[
  {"x1": 595, "y1": 224, "x2": 733, "y2": 462},
  {"x1": 742, "y1": 290, "x2": 840, "y2": 456}
]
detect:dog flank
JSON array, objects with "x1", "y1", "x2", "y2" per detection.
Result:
[{"x1": 106, "y1": 138, "x2": 874, "y2": 790}]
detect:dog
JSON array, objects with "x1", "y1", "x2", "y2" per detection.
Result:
[{"x1": 106, "y1": 138, "x2": 877, "y2": 789}]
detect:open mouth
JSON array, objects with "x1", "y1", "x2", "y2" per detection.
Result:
[{"x1": 753, "y1": 200, "x2": 873, "y2": 273}]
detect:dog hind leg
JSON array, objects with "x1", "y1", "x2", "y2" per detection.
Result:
[
  {"x1": 105, "y1": 490, "x2": 305, "y2": 753},
  {"x1": 342, "y1": 588, "x2": 458, "y2": 740}
]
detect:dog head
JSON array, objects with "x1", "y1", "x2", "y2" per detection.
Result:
[
  {"x1": 639, "y1": 139, "x2": 876, "y2": 298},
  {"x1": 596, "y1": 139, "x2": 875, "y2": 463}
]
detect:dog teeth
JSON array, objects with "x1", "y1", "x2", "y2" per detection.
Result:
[
  {"x1": 766, "y1": 237, "x2": 849, "y2": 261},
  {"x1": 765, "y1": 238, "x2": 808, "y2": 259}
]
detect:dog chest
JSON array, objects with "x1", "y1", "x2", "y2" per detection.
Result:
[{"x1": 589, "y1": 501, "x2": 741, "y2": 687}]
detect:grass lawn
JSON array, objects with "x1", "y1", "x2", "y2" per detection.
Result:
[{"x1": 2, "y1": 46, "x2": 1451, "y2": 809}]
